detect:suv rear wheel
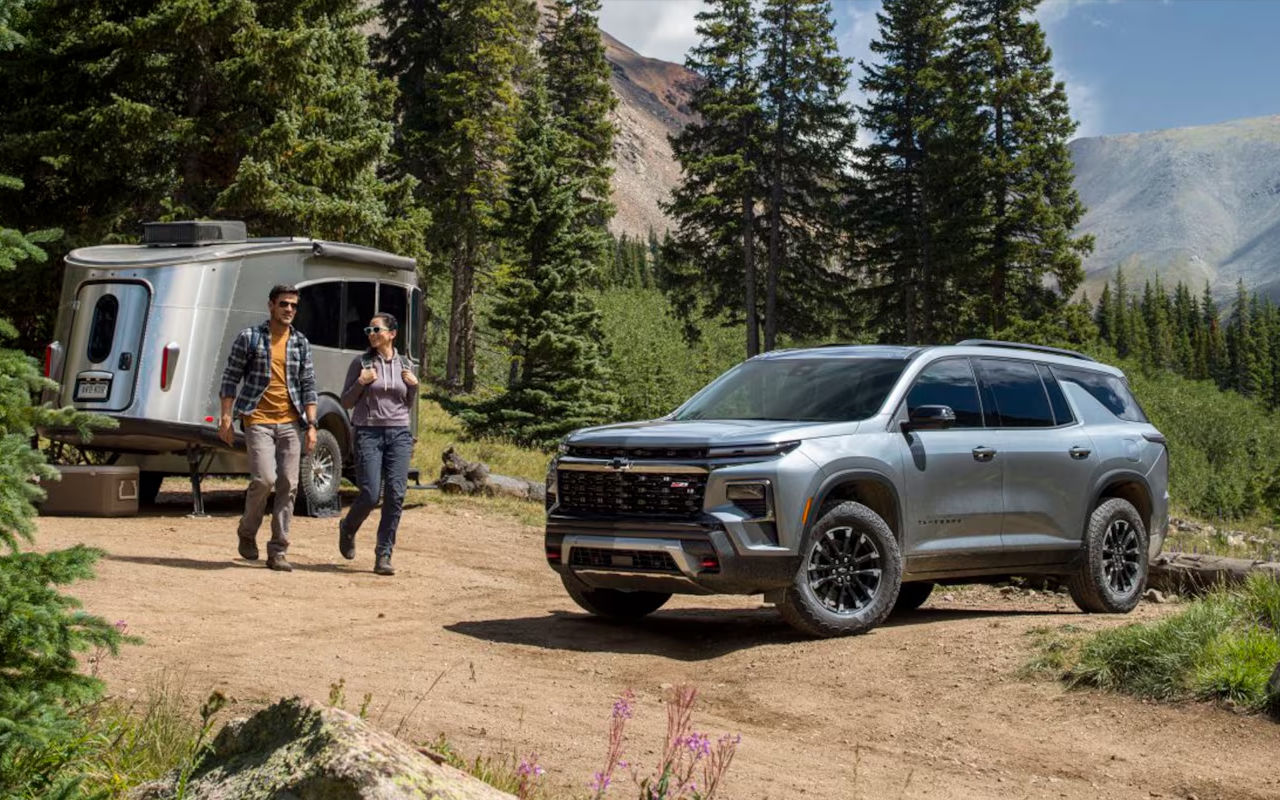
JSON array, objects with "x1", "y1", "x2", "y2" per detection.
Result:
[
  {"x1": 1068, "y1": 498, "x2": 1148, "y2": 613},
  {"x1": 779, "y1": 501, "x2": 902, "y2": 637},
  {"x1": 561, "y1": 573, "x2": 671, "y2": 619}
]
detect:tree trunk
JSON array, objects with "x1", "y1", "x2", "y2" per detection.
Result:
[
  {"x1": 444, "y1": 244, "x2": 467, "y2": 392},
  {"x1": 743, "y1": 193, "x2": 759, "y2": 357},
  {"x1": 764, "y1": 4, "x2": 790, "y2": 353},
  {"x1": 1147, "y1": 552, "x2": 1280, "y2": 596}
]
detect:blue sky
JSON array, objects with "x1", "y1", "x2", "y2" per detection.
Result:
[{"x1": 597, "y1": 0, "x2": 1280, "y2": 139}]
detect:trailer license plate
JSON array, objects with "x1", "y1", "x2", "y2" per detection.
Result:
[{"x1": 74, "y1": 377, "x2": 111, "y2": 401}]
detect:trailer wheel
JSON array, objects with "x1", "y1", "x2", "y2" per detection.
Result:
[{"x1": 298, "y1": 428, "x2": 342, "y2": 517}]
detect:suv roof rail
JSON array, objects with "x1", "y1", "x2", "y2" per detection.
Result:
[{"x1": 954, "y1": 339, "x2": 1097, "y2": 362}]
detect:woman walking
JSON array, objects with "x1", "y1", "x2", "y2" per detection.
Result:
[{"x1": 338, "y1": 312, "x2": 418, "y2": 575}]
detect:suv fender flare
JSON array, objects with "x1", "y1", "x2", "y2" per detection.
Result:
[
  {"x1": 1088, "y1": 469, "x2": 1153, "y2": 533},
  {"x1": 804, "y1": 469, "x2": 904, "y2": 545}
]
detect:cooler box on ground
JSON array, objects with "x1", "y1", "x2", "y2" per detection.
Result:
[{"x1": 38, "y1": 465, "x2": 139, "y2": 517}]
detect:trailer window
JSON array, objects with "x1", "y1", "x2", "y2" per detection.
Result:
[
  {"x1": 86, "y1": 294, "x2": 120, "y2": 364},
  {"x1": 343, "y1": 281, "x2": 376, "y2": 350},
  {"x1": 295, "y1": 282, "x2": 341, "y2": 348},
  {"x1": 408, "y1": 287, "x2": 423, "y2": 360},
  {"x1": 378, "y1": 284, "x2": 408, "y2": 353}
]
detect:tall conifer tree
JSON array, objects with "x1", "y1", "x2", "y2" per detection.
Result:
[
  {"x1": 0, "y1": 0, "x2": 427, "y2": 348},
  {"x1": 758, "y1": 0, "x2": 856, "y2": 350},
  {"x1": 854, "y1": 0, "x2": 985, "y2": 343},
  {"x1": 955, "y1": 0, "x2": 1092, "y2": 333},
  {"x1": 457, "y1": 73, "x2": 617, "y2": 445},
  {"x1": 664, "y1": 0, "x2": 765, "y2": 355},
  {"x1": 543, "y1": 0, "x2": 616, "y2": 228},
  {"x1": 376, "y1": 0, "x2": 535, "y2": 392}
]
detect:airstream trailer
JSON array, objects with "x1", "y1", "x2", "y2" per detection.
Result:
[{"x1": 39, "y1": 220, "x2": 423, "y2": 516}]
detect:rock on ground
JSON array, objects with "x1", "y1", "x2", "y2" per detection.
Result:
[{"x1": 132, "y1": 697, "x2": 515, "y2": 800}]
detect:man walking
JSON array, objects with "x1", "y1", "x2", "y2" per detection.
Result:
[{"x1": 218, "y1": 285, "x2": 317, "y2": 572}]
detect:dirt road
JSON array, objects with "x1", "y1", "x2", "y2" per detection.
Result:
[{"x1": 34, "y1": 489, "x2": 1280, "y2": 800}]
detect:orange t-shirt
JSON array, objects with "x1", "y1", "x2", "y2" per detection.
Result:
[{"x1": 244, "y1": 329, "x2": 300, "y2": 426}]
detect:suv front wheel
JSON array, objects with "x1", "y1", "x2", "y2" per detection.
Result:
[
  {"x1": 779, "y1": 501, "x2": 902, "y2": 637},
  {"x1": 1068, "y1": 498, "x2": 1149, "y2": 613}
]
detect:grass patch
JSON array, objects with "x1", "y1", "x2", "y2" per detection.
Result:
[
  {"x1": 413, "y1": 398, "x2": 551, "y2": 484},
  {"x1": 1030, "y1": 574, "x2": 1280, "y2": 715}
]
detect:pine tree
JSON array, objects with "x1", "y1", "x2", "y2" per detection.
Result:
[
  {"x1": 955, "y1": 0, "x2": 1092, "y2": 333},
  {"x1": 758, "y1": 0, "x2": 857, "y2": 349},
  {"x1": 376, "y1": 0, "x2": 535, "y2": 391},
  {"x1": 854, "y1": 0, "x2": 985, "y2": 343},
  {"x1": 1226, "y1": 279, "x2": 1257, "y2": 396},
  {"x1": 543, "y1": 0, "x2": 616, "y2": 227},
  {"x1": 455, "y1": 74, "x2": 617, "y2": 446},
  {"x1": 0, "y1": 167, "x2": 128, "y2": 797},
  {"x1": 664, "y1": 0, "x2": 766, "y2": 355},
  {"x1": 0, "y1": 0, "x2": 428, "y2": 351},
  {"x1": 1202, "y1": 281, "x2": 1228, "y2": 387}
]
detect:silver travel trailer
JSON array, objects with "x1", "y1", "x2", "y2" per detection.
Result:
[{"x1": 39, "y1": 220, "x2": 423, "y2": 515}]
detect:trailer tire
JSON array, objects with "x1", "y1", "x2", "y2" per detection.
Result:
[{"x1": 298, "y1": 428, "x2": 342, "y2": 517}]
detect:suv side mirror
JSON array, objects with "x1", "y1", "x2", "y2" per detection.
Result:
[{"x1": 903, "y1": 405, "x2": 956, "y2": 431}]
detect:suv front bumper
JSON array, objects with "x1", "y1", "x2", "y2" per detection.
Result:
[{"x1": 545, "y1": 516, "x2": 799, "y2": 595}]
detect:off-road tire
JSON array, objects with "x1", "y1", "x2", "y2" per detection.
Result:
[
  {"x1": 560, "y1": 573, "x2": 670, "y2": 620},
  {"x1": 298, "y1": 428, "x2": 342, "y2": 517},
  {"x1": 779, "y1": 501, "x2": 902, "y2": 637},
  {"x1": 1068, "y1": 498, "x2": 1148, "y2": 613},
  {"x1": 892, "y1": 581, "x2": 935, "y2": 614},
  {"x1": 139, "y1": 471, "x2": 164, "y2": 505}
]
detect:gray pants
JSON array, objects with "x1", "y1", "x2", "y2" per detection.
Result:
[{"x1": 237, "y1": 422, "x2": 302, "y2": 557}]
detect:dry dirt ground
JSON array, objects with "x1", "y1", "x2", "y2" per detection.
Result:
[{"x1": 34, "y1": 487, "x2": 1280, "y2": 800}]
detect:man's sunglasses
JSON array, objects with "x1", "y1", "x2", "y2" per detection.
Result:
[
  {"x1": 275, "y1": 300, "x2": 298, "y2": 309},
  {"x1": 364, "y1": 325, "x2": 394, "y2": 335}
]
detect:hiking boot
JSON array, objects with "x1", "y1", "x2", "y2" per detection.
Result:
[
  {"x1": 338, "y1": 521, "x2": 356, "y2": 560},
  {"x1": 374, "y1": 553, "x2": 395, "y2": 576},
  {"x1": 266, "y1": 554, "x2": 294, "y2": 572},
  {"x1": 237, "y1": 537, "x2": 259, "y2": 561}
]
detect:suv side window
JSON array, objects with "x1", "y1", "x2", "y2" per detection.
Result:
[
  {"x1": 1052, "y1": 366, "x2": 1148, "y2": 422},
  {"x1": 1037, "y1": 363, "x2": 1075, "y2": 426},
  {"x1": 974, "y1": 358, "x2": 1055, "y2": 428},
  {"x1": 906, "y1": 358, "x2": 984, "y2": 428}
]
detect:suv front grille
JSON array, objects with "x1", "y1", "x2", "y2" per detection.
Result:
[
  {"x1": 565, "y1": 445, "x2": 709, "y2": 460},
  {"x1": 557, "y1": 469, "x2": 706, "y2": 518},
  {"x1": 569, "y1": 547, "x2": 680, "y2": 572}
]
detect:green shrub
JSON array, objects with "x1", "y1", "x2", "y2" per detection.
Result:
[
  {"x1": 1052, "y1": 576, "x2": 1280, "y2": 715},
  {"x1": 594, "y1": 288, "x2": 744, "y2": 421}
]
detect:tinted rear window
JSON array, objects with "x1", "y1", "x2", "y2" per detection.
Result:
[
  {"x1": 1038, "y1": 363, "x2": 1075, "y2": 426},
  {"x1": 974, "y1": 358, "x2": 1055, "y2": 428},
  {"x1": 1052, "y1": 366, "x2": 1147, "y2": 423}
]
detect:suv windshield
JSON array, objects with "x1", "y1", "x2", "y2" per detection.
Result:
[{"x1": 674, "y1": 358, "x2": 907, "y2": 422}]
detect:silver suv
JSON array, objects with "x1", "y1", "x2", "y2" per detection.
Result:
[{"x1": 544, "y1": 340, "x2": 1169, "y2": 637}]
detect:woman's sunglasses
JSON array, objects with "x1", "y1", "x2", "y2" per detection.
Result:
[{"x1": 364, "y1": 326, "x2": 394, "y2": 335}]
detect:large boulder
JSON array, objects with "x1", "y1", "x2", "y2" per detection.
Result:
[{"x1": 132, "y1": 697, "x2": 515, "y2": 800}]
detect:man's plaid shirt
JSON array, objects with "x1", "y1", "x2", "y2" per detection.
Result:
[{"x1": 219, "y1": 322, "x2": 318, "y2": 418}]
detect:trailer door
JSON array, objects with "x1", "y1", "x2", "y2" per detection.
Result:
[{"x1": 66, "y1": 281, "x2": 151, "y2": 412}]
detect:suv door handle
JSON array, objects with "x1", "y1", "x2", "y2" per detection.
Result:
[
  {"x1": 971, "y1": 446, "x2": 996, "y2": 462},
  {"x1": 1069, "y1": 446, "x2": 1092, "y2": 460}
]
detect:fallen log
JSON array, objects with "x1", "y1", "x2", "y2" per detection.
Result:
[
  {"x1": 1148, "y1": 551, "x2": 1280, "y2": 595},
  {"x1": 436, "y1": 447, "x2": 546, "y2": 503}
]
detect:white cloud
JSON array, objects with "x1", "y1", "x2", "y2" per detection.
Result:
[
  {"x1": 1062, "y1": 72, "x2": 1104, "y2": 138},
  {"x1": 598, "y1": 0, "x2": 706, "y2": 64}
]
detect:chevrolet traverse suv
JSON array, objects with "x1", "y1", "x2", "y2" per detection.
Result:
[{"x1": 544, "y1": 340, "x2": 1169, "y2": 637}]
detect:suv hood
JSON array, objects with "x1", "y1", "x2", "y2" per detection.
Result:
[{"x1": 566, "y1": 418, "x2": 857, "y2": 448}]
